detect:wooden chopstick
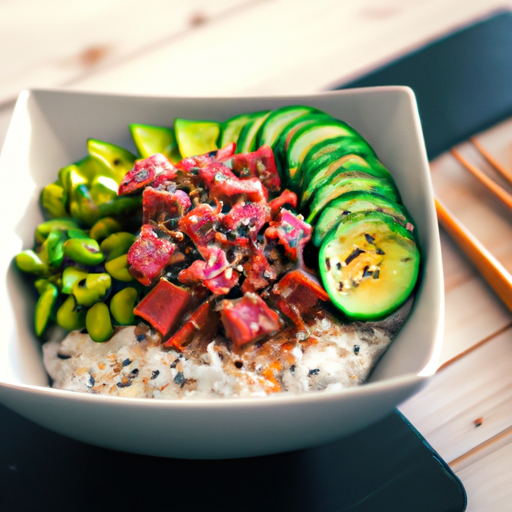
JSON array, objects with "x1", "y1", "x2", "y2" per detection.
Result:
[
  {"x1": 450, "y1": 148, "x2": 512, "y2": 210},
  {"x1": 435, "y1": 197, "x2": 512, "y2": 314},
  {"x1": 470, "y1": 137, "x2": 512, "y2": 186}
]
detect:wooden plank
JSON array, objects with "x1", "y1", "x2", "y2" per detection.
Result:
[
  {"x1": 399, "y1": 326, "x2": 512, "y2": 463},
  {"x1": 0, "y1": 0, "x2": 256, "y2": 105},
  {"x1": 68, "y1": 0, "x2": 512, "y2": 96},
  {"x1": 454, "y1": 434, "x2": 512, "y2": 512}
]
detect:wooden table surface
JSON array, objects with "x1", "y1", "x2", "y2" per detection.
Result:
[{"x1": 2, "y1": 1, "x2": 512, "y2": 510}]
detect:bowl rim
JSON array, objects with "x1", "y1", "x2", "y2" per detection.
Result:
[{"x1": 0, "y1": 86, "x2": 444, "y2": 407}]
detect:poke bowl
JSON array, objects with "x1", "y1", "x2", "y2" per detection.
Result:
[{"x1": 0, "y1": 88, "x2": 443, "y2": 459}]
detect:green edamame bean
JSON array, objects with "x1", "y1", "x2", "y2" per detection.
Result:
[
  {"x1": 89, "y1": 217, "x2": 123, "y2": 241},
  {"x1": 97, "y1": 195, "x2": 142, "y2": 217},
  {"x1": 15, "y1": 250, "x2": 47, "y2": 274},
  {"x1": 72, "y1": 272, "x2": 111, "y2": 307},
  {"x1": 56, "y1": 295, "x2": 86, "y2": 331},
  {"x1": 34, "y1": 283, "x2": 58, "y2": 337},
  {"x1": 86, "y1": 302, "x2": 114, "y2": 342},
  {"x1": 87, "y1": 139, "x2": 136, "y2": 185},
  {"x1": 110, "y1": 287, "x2": 137, "y2": 325},
  {"x1": 105, "y1": 254, "x2": 133, "y2": 282},
  {"x1": 71, "y1": 184, "x2": 100, "y2": 227},
  {"x1": 67, "y1": 228, "x2": 89, "y2": 240},
  {"x1": 100, "y1": 232, "x2": 135, "y2": 262},
  {"x1": 89, "y1": 175, "x2": 118, "y2": 206},
  {"x1": 42, "y1": 230, "x2": 66, "y2": 268},
  {"x1": 35, "y1": 218, "x2": 80, "y2": 244},
  {"x1": 40, "y1": 182, "x2": 68, "y2": 219},
  {"x1": 62, "y1": 267, "x2": 89, "y2": 294},
  {"x1": 63, "y1": 237, "x2": 104, "y2": 265}
]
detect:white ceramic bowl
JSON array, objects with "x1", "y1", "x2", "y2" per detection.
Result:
[{"x1": 0, "y1": 88, "x2": 443, "y2": 459}]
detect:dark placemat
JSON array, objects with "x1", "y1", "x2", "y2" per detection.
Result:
[
  {"x1": 338, "y1": 9, "x2": 512, "y2": 159},
  {"x1": 0, "y1": 404, "x2": 466, "y2": 511}
]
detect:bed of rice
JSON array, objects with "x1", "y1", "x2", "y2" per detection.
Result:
[{"x1": 43, "y1": 312, "x2": 396, "y2": 399}]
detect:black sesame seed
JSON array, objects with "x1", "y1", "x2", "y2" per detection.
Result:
[
  {"x1": 362, "y1": 266, "x2": 372, "y2": 278},
  {"x1": 86, "y1": 374, "x2": 95, "y2": 388},
  {"x1": 338, "y1": 282, "x2": 344, "y2": 291},
  {"x1": 136, "y1": 334, "x2": 146, "y2": 342},
  {"x1": 290, "y1": 365, "x2": 296, "y2": 373},
  {"x1": 364, "y1": 233, "x2": 375, "y2": 244},
  {"x1": 336, "y1": 261, "x2": 342, "y2": 270},
  {"x1": 117, "y1": 380, "x2": 132, "y2": 388},
  {"x1": 325, "y1": 258, "x2": 331, "y2": 271},
  {"x1": 373, "y1": 270, "x2": 380, "y2": 280},
  {"x1": 354, "y1": 345, "x2": 360, "y2": 355},
  {"x1": 376, "y1": 248, "x2": 385, "y2": 255},
  {"x1": 170, "y1": 359, "x2": 179, "y2": 369},
  {"x1": 57, "y1": 352, "x2": 71, "y2": 360},
  {"x1": 174, "y1": 372, "x2": 186, "y2": 387},
  {"x1": 345, "y1": 248, "x2": 365, "y2": 265},
  {"x1": 151, "y1": 370, "x2": 160, "y2": 380},
  {"x1": 122, "y1": 358, "x2": 131, "y2": 367},
  {"x1": 308, "y1": 368, "x2": 320, "y2": 377},
  {"x1": 234, "y1": 361, "x2": 243, "y2": 369},
  {"x1": 131, "y1": 368, "x2": 139, "y2": 376}
]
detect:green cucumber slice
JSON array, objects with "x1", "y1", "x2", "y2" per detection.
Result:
[
  {"x1": 174, "y1": 118, "x2": 221, "y2": 158},
  {"x1": 130, "y1": 123, "x2": 181, "y2": 163},
  {"x1": 286, "y1": 120, "x2": 362, "y2": 189},
  {"x1": 302, "y1": 152, "x2": 395, "y2": 206},
  {"x1": 256, "y1": 105, "x2": 324, "y2": 149},
  {"x1": 319, "y1": 210, "x2": 420, "y2": 320},
  {"x1": 306, "y1": 171, "x2": 400, "y2": 224},
  {"x1": 273, "y1": 112, "x2": 332, "y2": 183},
  {"x1": 313, "y1": 191, "x2": 413, "y2": 247},
  {"x1": 235, "y1": 111, "x2": 270, "y2": 154},
  {"x1": 219, "y1": 111, "x2": 267, "y2": 147}
]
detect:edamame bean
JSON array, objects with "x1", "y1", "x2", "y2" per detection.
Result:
[
  {"x1": 89, "y1": 175, "x2": 118, "y2": 205},
  {"x1": 62, "y1": 267, "x2": 89, "y2": 294},
  {"x1": 40, "y1": 182, "x2": 68, "y2": 218},
  {"x1": 89, "y1": 217, "x2": 122, "y2": 241},
  {"x1": 86, "y1": 302, "x2": 114, "y2": 342},
  {"x1": 105, "y1": 254, "x2": 133, "y2": 282},
  {"x1": 15, "y1": 250, "x2": 47, "y2": 274},
  {"x1": 63, "y1": 237, "x2": 104, "y2": 265},
  {"x1": 110, "y1": 287, "x2": 137, "y2": 325},
  {"x1": 34, "y1": 282, "x2": 58, "y2": 337},
  {"x1": 56, "y1": 295, "x2": 86, "y2": 331},
  {"x1": 97, "y1": 195, "x2": 142, "y2": 217},
  {"x1": 100, "y1": 232, "x2": 135, "y2": 262},
  {"x1": 42, "y1": 230, "x2": 66, "y2": 268},
  {"x1": 71, "y1": 184, "x2": 100, "y2": 227},
  {"x1": 35, "y1": 218, "x2": 80, "y2": 244},
  {"x1": 72, "y1": 272, "x2": 111, "y2": 307}
]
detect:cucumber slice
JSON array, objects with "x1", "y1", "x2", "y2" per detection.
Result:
[
  {"x1": 319, "y1": 210, "x2": 420, "y2": 320},
  {"x1": 87, "y1": 139, "x2": 137, "y2": 186},
  {"x1": 256, "y1": 105, "x2": 324, "y2": 149},
  {"x1": 302, "y1": 153, "x2": 394, "y2": 206},
  {"x1": 306, "y1": 171, "x2": 400, "y2": 224},
  {"x1": 313, "y1": 191, "x2": 413, "y2": 247},
  {"x1": 273, "y1": 112, "x2": 332, "y2": 183},
  {"x1": 286, "y1": 119, "x2": 362, "y2": 189},
  {"x1": 219, "y1": 111, "x2": 267, "y2": 147},
  {"x1": 174, "y1": 118, "x2": 221, "y2": 158},
  {"x1": 130, "y1": 123, "x2": 181, "y2": 163},
  {"x1": 235, "y1": 111, "x2": 270, "y2": 154},
  {"x1": 301, "y1": 136, "x2": 390, "y2": 189}
]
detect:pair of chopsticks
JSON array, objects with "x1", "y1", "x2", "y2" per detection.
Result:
[{"x1": 435, "y1": 139, "x2": 512, "y2": 313}]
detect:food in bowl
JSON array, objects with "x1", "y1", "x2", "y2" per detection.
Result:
[{"x1": 16, "y1": 104, "x2": 420, "y2": 399}]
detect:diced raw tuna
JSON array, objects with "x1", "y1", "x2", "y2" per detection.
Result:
[
  {"x1": 265, "y1": 209, "x2": 312, "y2": 261},
  {"x1": 134, "y1": 278, "x2": 192, "y2": 336},
  {"x1": 224, "y1": 145, "x2": 281, "y2": 192},
  {"x1": 221, "y1": 201, "x2": 270, "y2": 241},
  {"x1": 127, "y1": 225, "x2": 175, "y2": 286},
  {"x1": 142, "y1": 188, "x2": 191, "y2": 224},
  {"x1": 118, "y1": 154, "x2": 176, "y2": 195},
  {"x1": 220, "y1": 293, "x2": 282, "y2": 348},
  {"x1": 163, "y1": 300, "x2": 221, "y2": 350}
]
